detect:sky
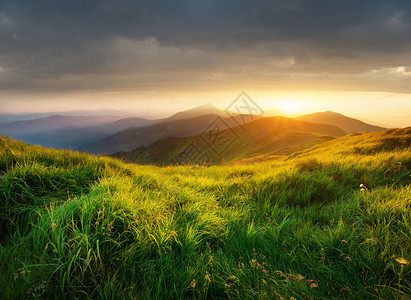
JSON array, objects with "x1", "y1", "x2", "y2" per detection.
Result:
[{"x1": 0, "y1": 0, "x2": 410, "y2": 126}]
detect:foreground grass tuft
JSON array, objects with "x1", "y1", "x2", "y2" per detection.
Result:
[{"x1": 0, "y1": 129, "x2": 410, "y2": 299}]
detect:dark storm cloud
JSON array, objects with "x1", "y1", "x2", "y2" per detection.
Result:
[{"x1": 0, "y1": 0, "x2": 411, "y2": 92}]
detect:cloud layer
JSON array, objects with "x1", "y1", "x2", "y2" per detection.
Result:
[{"x1": 1, "y1": 0, "x2": 411, "y2": 93}]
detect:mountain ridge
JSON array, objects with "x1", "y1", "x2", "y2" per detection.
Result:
[
  {"x1": 167, "y1": 103, "x2": 226, "y2": 120},
  {"x1": 112, "y1": 116, "x2": 346, "y2": 165},
  {"x1": 296, "y1": 111, "x2": 386, "y2": 133},
  {"x1": 79, "y1": 113, "x2": 262, "y2": 154},
  {"x1": 0, "y1": 114, "x2": 125, "y2": 136}
]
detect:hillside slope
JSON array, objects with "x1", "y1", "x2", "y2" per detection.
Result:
[
  {"x1": 112, "y1": 132, "x2": 335, "y2": 165},
  {"x1": 112, "y1": 116, "x2": 345, "y2": 164},
  {"x1": 0, "y1": 129, "x2": 410, "y2": 299},
  {"x1": 296, "y1": 111, "x2": 386, "y2": 133},
  {"x1": 79, "y1": 113, "x2": 262, "y2": 154}
]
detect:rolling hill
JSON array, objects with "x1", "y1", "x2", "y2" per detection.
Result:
[
  {"x1": 112, "y1": 132, "x2": 336, "y2": 165},
  {"x1": 112, "y1": 116, "x2": 346, "y2": 164},
  {"x1": 296, "y1": 111, "x2": 386, "y2": 133},
  {"x1": 0, "y1": 128, "x2": 410, "y2": 299},
  {"x1": 79, "y1": 113, "x2": 262, "y2": 154}
]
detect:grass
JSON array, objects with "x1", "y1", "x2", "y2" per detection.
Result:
[{"x1": 0, "y1": 128, "x2": 410, "y2": 299}]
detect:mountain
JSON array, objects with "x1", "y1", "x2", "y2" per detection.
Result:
[
  {"x1": 0, "y1": 115, "x2": 125, "y2": 137},
  {"x1": 96, "y1": 117, "x2": 157, "y2": 132},
  {"x1": 22, "y1": 117, "x2": 158, "y2": 149},
  {"x1": 0, "y1": 109, "x2": 136, "y2": 123},
  {"x1": 79, "y1": 113, "x2": 261, "y2": 154},
  {"x1": 167, "y1": 103, "x2": 226, "y2": 120},
  {"x1": 296, "y1": 111, "x2": 386, "y2": 133},
  {"x1": 0, "y1": 113, "x2": 54, "y2": 123},
  {"x1": 112, "y1": 116, "x2": 346, "y2": 165},
  {"x1": 6, "y1": 104, "x2": 229, "y2": 149}
]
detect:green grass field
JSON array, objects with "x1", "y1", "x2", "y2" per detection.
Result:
[{"x1": 0, "y1": 128, "x2": 410, "y2": 299}]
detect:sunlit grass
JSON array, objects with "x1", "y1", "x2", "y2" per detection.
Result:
[{"x1": 0, "y1": 129, "x2": 410, "y2": 298}]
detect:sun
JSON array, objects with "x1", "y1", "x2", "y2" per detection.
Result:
[{"x1": 278, "y1": 101, "x2": 303, "y2": 115}]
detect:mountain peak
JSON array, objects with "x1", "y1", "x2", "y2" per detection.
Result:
[
  {"x1": 323, "y1": 110, "x2": 344, "y2": 116},
  {"x1": 196, "y1": 103, "x2": 217, "y2": 110},
  {"x1": 168, "y1": 103, "x2": 224, "y2": 120}
]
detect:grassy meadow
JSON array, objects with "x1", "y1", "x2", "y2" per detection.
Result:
[{"x1": 0, "y1": 128, "x2": 410, "y2": 299}]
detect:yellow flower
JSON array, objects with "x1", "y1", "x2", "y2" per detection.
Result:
[{"x1": 395, "y1": 257, "x2": 409, "y2": 265}]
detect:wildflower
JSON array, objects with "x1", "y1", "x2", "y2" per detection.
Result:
[
  {"x1": 250, "y1": 258, "x2": 257, "y2": 268},
  {"x1": 226, "y1": 275, "x2": 237, "y2": 281},
  {"x1": 190, "y1": 279, "x2": 196, "y2": 288},
  {"x1": 395, "y1": 257, "x2": 409, "y2": 265},
  {"x1": 310, "y1": 283, "x2": 318, "y2": 288},
  {"x1": 295, "y1": 275, "x2": 304, "y2": 281},
  {"x1": 204, "y1": 272, "x2": 211, "y2": 284},
  {"x1": 359, "y1": 183, "x2": 368, "y2": 192}
]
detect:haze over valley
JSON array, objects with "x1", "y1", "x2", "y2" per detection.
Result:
[{"x1": 0, "y1": 103, "x2": 393, "y2": 164}]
